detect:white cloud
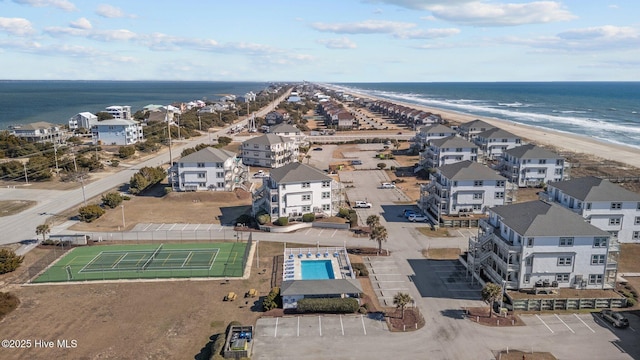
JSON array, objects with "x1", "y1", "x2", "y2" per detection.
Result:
[
  {"x1": 89, "y1": 29, "x2": 138, "y2": 41},
  {"x1": 503, "y1": 25, "x2": 640, "y2": 51},
  {"x1": 317, "y1": 37, "x2": 357, "y2": 49},
  {"x1": 70, "y1": 17, "x2": 92, "y2": 30},
  {"x1": 0, "y1": 17, "x2": 35, "y2": 36},
  {"x1": 13, "y1": 0, "x2": 76, "y2": 11},
  {"x1": 394, "y1": 28, "x2": 460, "y2": 39},
  {"x1": 428, "y1": 1, "x2": 576, "y2": 26},
  {"x1": 96, "y1": 4, "x2": 136, "y2": 19},
  {"x1": 44, "y1": 25, "x2": 87, "y2": 36},
  {"x1": 311, "y1": 20, "x2": 416, "y2": 34},
  {"x1": 557, "y1": 25, "x2": 636, "y2": 40}
]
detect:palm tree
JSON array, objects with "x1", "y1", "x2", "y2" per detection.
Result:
[
  {"x1": 369, "y1": 224, "x2": 388, "y2": 255},
  {"x1": 35, "y1": 223, "x2": 50, "y2": 242},
  {"x1": 481, "y1": 283, "x2": 503, "y2": 318},
  {"x1": 393, "y1": 292, "x2": 413, "y2": 319},
  {"x1": 366, "y1": 215, "x2": 380, "y2": 228},
  {"x1": 305, "y1": 154, "x2": 311, "y2": 164}
]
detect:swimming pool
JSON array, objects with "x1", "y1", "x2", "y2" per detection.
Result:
[{"x1": 301, "y1": 260, "x2": 335, "y2": 280}]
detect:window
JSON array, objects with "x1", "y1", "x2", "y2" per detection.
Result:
[
  {"x1": 495, "y1": 192, "x2": 504, "y2": 199},
  {"x1": 609, "y1": 218, "x2": 621, "y2": 226},
  {"x1": 593, "y1": 238, "x2": 607, "y2": 247},
  {"x1": 524, "y1": 274, "x2": 531, "y2": 283},
  {"x1": 557, "y1": 256, "x2": 572, "y2": 266},
  {"x1": 216, "y1": 172, "x2": 224, "y2": 177},
  {"x1": 302, "y1": 205, "x2": 311, "y2": 212},
  {"x1": 197, "y1": 173, "x2": 205, "y2": 178},
  {"x1": 611, "y1": 202, "x2": 622, "y2": 210},
  {"x1": 637, "y1": 202, "x2": 640, "y2": 210},
  {"x1": 216, "y1": 162, "x2": 223, "y2": 168},
  {"x1": 322, "y1": 204, "x2": 330, "y2": 211},
  {"x1": 302, "y1": 182, "x2": 310, "y2": 188},
  {"x1": 217, "y1": 182, "x2": 224, "y2": 188},
  {"x1": 199, "y1": 182, "x2": 206, "y2": 187},
  {"x1": 556, "y1": 273, "x2": 570, "y2": 283},
  {"x1": 586, "y1": 203, "x2": 592, "y2": 210},
  {"x1": 473, "y1": 193, "x2": 483, "y2": 199},
  {"x1": 591, "y1": 255, "x2": 606, "y2": 265},
  {"x1": 539, "y1": 159, "x2": 546, "y2": 164},
  {"x1": 635, "y1": 216, "x2": 640, "y2": 225},
  {"x1": 452, "y1": 181, "x2": 457, "y2": 187},
  {"x1": 559, "y1": 237, "x2": 574, "y2": 246},
  {"x1": 179, "y1": 163, "x2": 184, "y2": 168},
  {"x1": 525, "y1": 257, "x2": 532, "y2": 266},
  {"x1": 455, "y1": 148, "x2": 462, "y2": 152},
  {"x1": 609, "y1": 231, "x2": 619, "y2": 238},
  {"x1": 633, "y1": 231, "x2": 640, "y2": 240},
  {"x1": 537, "y1": 169, "x2": 546, "y2": 174},
  {"x1": 472, "y1": 204, "x2": 481, "y2": 210},
  {"x1": 302, "y1": 194, "x2": 310, "y2": 201},
  {"x1": 322, "y1": 181, "x2": 330, "y2": 188},
  {"x1": 321, "y1": 192, "x2": 330, "y2": 199},
  {"x1": 197, "y1": 162, "x2": 205, "y2": 168},
  {"x1": 589, "y1": 274, "x2": 603, "y2": 285},
  {"x1": 473, "y1": 180, "x2": 483, "y2": 186},
  {"x1": 496, "y1": 180, "x2": 505, "y2": 187},
  {"x1": 527, "y1": 238, "x2": 534, "y2": 247}
]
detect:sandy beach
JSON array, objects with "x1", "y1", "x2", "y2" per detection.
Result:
[{"x1": 325, "y1": 85, "x2": 640, "y2": 169}]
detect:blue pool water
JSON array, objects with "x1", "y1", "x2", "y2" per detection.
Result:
[{"x1": 301, "y1": 260, "x2": 335, "y2": 280}]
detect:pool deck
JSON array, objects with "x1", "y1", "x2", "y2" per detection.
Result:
[{"x1": 283, "y1": 247, "x2": 351, "y2": 281}]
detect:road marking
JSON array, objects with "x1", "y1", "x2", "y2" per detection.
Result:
[
  {"x1": 181, "y1": 224, "x2": 188, "y2": 231},
  {"x1": 536, "y1": 314, "x2": 554, "y2": 333},
  {"x1": 156, "y1": 223, "x2": 165, "y2": 231},
  {"x1": 142, "y1": 223, "x2": 152, "y2": 231},
  {"x1": 319, "y1": 316, "x2": 322, "y2": 337},
  {"x1": 331, "y1": 229, "x2": 337, "y2": 238},
  {"x1": 193, "y1": 224, "x2": 200, "y2": 231},
  {"x1": 630, "y1": 326, "x2": 636, "y2": 332},
  {"x1": 297, "y1": 316, "x2": 300, "y2": 337},
  {"x1": 361, "y1": 314, "x2": 367, "y2": 335},
  {"x1": 274, "y1": 317, "x2": 279, "y2": 337},
  {"x1": 573, "y1": 314, "x2": 596, "y2": 333},
  {"x1": 305, "y1": 229, "x2": 311, "y2": 235},
  {"x1": 555, "y1": 314, "x2": 575, "y2": 333},
  {"x1": 318, "y1": 229, "x2": 324, "y2": 236},
  {"x1": 168, "y1": 223, "x2": 177, "y2": 231},
  {"x1": 340, "y1": 315, "x2": 344, "y2": 335}
]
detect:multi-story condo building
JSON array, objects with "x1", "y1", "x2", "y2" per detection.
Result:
[
  {"x1": 91, "y1": 119, "x2": 144, "y2": 146},
  {"x1": 542, "y1": 176, "x2": 640, "y2": 243},
  {"x1": 269, "y1": 123, "x2": 307, "y2": 146},
  {"x1": 457, "y1": 119, "x2": 496, "y2": 140},
  {"x1": 468, "y1": 200, "x2": 617, "y2": 291},
  {"x1": 473, "y1": 128, "x2": 522, "y2": 160},
  {"x1": 413, "y1": 124, "x2": 457, "y2": 151},
  {"x1": 419, "y1": 161, "x2": 507, "y2": 219},
  {"x1": 252, "y1": 163, "x2": 341, "y2": 218},
  {"x1": 420, "y1": 135, "x2": 478, "y2": 168},
  {"x1": 241, "y1": 134, "x2": 298, "y2": 169},
  {"x1": 105, "y1": 105, "x2": 132, "y2": 120},
  {"x1": 499, "y1": 144, "x2": 565, "y2": 187},
  {"x1": 172, "y1": 147, "x2": 248, "y2": 192},
  {"x1": 69, "y1": 112, "x2": 98, "y2": 130}
]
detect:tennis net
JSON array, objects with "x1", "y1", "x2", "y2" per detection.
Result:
[{"x1": 141, "y1": 243, "x2": 163, "y2": 271}]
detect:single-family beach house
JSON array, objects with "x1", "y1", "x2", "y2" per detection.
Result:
[
  {"x1": 69, "y1": 112, "x2": 98, "y2": 130},
  {"x1": 91, "y1": 119, "x2": 144, "y2": 146},
  {"x1": 105, "y1": 105, "x2": 132, "y2": 120},
  {"x1": 10, "y1": 122, "x2": 65, "y2": 144}
]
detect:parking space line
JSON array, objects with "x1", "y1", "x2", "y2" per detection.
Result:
[
  {"x1": 297, "y1": 317, "x2": 300, "y2": 337},
  {"x1": 181, "y1": 224, "x2": 188, "y2": 231},
  {"x1": 340, "y1": 315, "x2": 344, "y2": 336},
  {"x1": 555, "y1": 314, "x2": 575, "y2": 333},
  {"x1": 318, "y1": 229, "x2": 324, "y2": 236},
  {"x1": 361, "y1": 314, "x2": 367, "y2": 335},
  {"x1": 168, "y1": 223, "x2": 177, "y2": 231},
  {"x1": 319, "y1": 316, "x2": 322, "y2": 337},
  {"x1": 155, "y1": 223, "x2": 165, "y2": 231},
  {"x1": 193, "y1": 224, "x2": 200, "y2": 231},
  {"x1": 573, "y1": 314, "x2": 596, "y2": 333},
  {"x1": 536, "y1": 314, "x2": 554, "y2": 333},
  {"x1": 630, "y1": 326, "x2": 636, "y2": 332},
  {"x1": 305, "y1": 228, "x2": 311, "y2": 235},
  {"x1": 331, "y1": 229, "x2": 337, "y2": 238},
  {"x1": 274, "y1": 317, "x2": 279, "y2": 337},
  {"x1": 142, "y1": 223, "x2": 152, "y2": 231}
]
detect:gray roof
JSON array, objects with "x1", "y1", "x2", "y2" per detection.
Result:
[
  {"x1": 270, "y1": 163, "x2": 331, "y2": 184},
  {"x1": 459, "y1": 119, "x2": 495, "y2": 130},
  {"x1": 243, "y1": 133, "x2": 288, "y2": 146},
  {"x1": 476, "y1": 127, "x2": 519, "y2": 139},
  {"x1": 438, "y1": 161, "x2": 506, "y2": 181},
  {"x1": 491, "y1": 200, "x2": 609, "y2": 237},
  {"x1": 179, "y1": 147, "x2": 236, "y2": 163},
  {"x1": 430, "y1": 135, "x2": 478, "y2": 149},
  {"x1": 270, "y1": 123, "x2": 300, "y2": 133},
  {"x1": 419, "y1": 124, "x2": 455, "y2": 134},
  {"x1": 503, "y1": 144, "x2": 561, "y2": 159},
  {"x1": 548, "y1": 176, "x2": 640, "y2": 202},
  {"x1": 281, "y1": 279, "x2": 363, "y2": 296},
  {"x1": 94, "y1": 119, "x2": 139, "y2": 126}
]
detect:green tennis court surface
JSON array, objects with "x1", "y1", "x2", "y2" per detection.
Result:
[{"x1": 33, "y1": 242, "x2": 247, "y2": 283}]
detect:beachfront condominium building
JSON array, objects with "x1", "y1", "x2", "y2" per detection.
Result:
[
  {"x1": 473, "y1": 128, "x2": 522, "y2": 160},
  {"x1": 91, "y1": 119, "x2": 143, "y2": 146},
  {"x1": 172, "y1": 147, "x2": 248, "y2": 192},
  {"x1": 499, "y1": 144, "x2": 566, "y2": 187},
  {"x1": 457, "y1": 119, "x2": 496, "y2": 140},
  {"x1": 252, "y1": 163, "x2": 341, "y2": 219},
  {"x1": 241, "y1": 133, "x2": 299, "y2": 169},
  {"x1": 419, "y1": 161, "x2": 507, "y2": 219},
  {"x1": 467, "y1": 200, "x2": 617, "y2": 291},
  {"x1": 105, "y1": 105, "x2": 132, "y2": 120},
  {"x1": 9, "y1": 122, "x2": 65, "y2": 144},
  {"x1": 269, "y1": 123, "x2": 307, "y2": 146},
  {"x1": 420, "y1": 135, "x2": 478, "y2": 168},
  {"x1": 69, "y1": 112, "x2": 98, "y2": 130},
  {"x1": 413, "y1": 124, "x2": 457, "y2": 151},
  {"x1": 541, "y1": 176, "x2": 640, "y2": 243}
]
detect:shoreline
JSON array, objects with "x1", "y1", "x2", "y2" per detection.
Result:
[{"x1": 324, "y1": 84, "x2": 640, "y2": 169}]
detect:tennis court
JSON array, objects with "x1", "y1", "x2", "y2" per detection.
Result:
[{"x1": 33, "y1": 242, "x2": 248, "y2": 283}]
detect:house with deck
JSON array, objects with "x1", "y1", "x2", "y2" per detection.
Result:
[
  {"x1": 105, "y1": 105, "x2": 132, "y2": 120},
  {"x1": 413, "y1": 124, "x2": 457, "y2": 150},
  {"x1": 420, "y1": 135, "x2": 478, "y2": 168},
  {"x1": 269, "y1": 123, "x2": 306, "y2": 146},
  {"x1": 241, "y1": 134, "x2": 298, "y2": 168},
  {"x1": 10, "y1": 122, "x2": 65, "y2": 144},
  {"x1": 91, "y1": 119, "x2": 143, "y2": 146},
  {"x1": 457, "y1": 119, "x2": 496, "y2": 140},
  {"x1": 172, "y1": 147, "x2": 247, "y2": 192},
  {"x1": 541, "y1": 176, "x2": 640, "y2": 243},
  {"x1": 499, "y1": 144, "x2": 565, "y2": 187},
  {"x1": 69, "y1": 112, "x2": 98, "y2": 130},
  {"x1": 473, "y1": 128, "x2": 522, "y2": 160}
]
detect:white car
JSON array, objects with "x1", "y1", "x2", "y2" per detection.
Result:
[
  {"x1": 354, "y1": 201, "x2": 372, "y2": 208},
  {"x1": 408, "y1": 214, "x2": 429, "y2": 222},
  {"x1": 380, "y1": 182, "x2": 396, "y2": 189},
  {"x1": 253, "y1": 170, "x2": 268, "y2": 178}
]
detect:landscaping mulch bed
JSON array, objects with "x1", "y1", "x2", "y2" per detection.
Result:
[
  {"x1": 465, "y1": 307, "x2": 525, "y2": 327},
  {"x1": 495, "y1": 350, "x2": 557, "y2": 360},
  {"x1": 386, "y1": 308, "x2": 425, "y2": 332}
]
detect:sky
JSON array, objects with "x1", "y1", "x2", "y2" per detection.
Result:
[{"x1": 0, "y1": 0, "x2": 639, "y2": 82}]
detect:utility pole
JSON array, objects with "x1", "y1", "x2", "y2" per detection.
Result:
[
  {"x1": 53, "y1": 143, "x2": 59, "y2": 174},
  {"x1": 198, "y1": 115, "x2": 202, "y2": 131},
  {"x1": 166, "y1": 107, "x2": 173, "y2": 166},
  {"x1": 23, "y1": 162, "x2": 28, "y2": 184},
  {"x1": 121, "y1": 205, "x2": 126, "y2": 229},
  {"x1": 177, "y1": 114, "x2": 181, "y2": 140}
]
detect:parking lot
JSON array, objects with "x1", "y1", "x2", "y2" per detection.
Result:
[
  {"x1": 255, "y1": 313, "x2": 388, "y2": 339},
  {"x1": 521, "y1": 312, "x2": 637, "y2": 335},
  {"x1": 408, "y1": 259, "x2": 482, "y2": 301}
]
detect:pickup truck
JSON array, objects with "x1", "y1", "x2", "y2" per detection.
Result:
[{"x1": 354, "y1": 201, "x2": 372, "y2": 208}]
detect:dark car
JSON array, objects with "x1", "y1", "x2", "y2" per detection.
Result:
[
  {"x1": 351, "y1": 160, "x2": 362, "y2": 165},
  {"x1": 601, "y1": 309, "x2": 629, "y2": 328},
  {"x1": 313, "y1": 147, "x2": 323, "y2": 151}
]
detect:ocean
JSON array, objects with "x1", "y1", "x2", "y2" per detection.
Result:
[
  {"x1": 331, "y1": 82, "x2": 640, "y2": 150},
  {"x1": 0, "y1": 80, "x2": 268, "y2": 129}
]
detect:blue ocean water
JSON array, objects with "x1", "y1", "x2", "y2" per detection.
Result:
[
  {"x1": 331, "y1": 82, "x2": 640, "y2": 150},
  {"x1": 0, "y1": 80, "x2": 268, "y2": 129}
]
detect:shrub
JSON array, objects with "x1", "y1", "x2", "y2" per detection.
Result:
[
  {"x1": 351, "y1": 263, "x2": 369, "y2": 277},
  {"x1": 0, "y1": 249, "x2": 24, "y2": 275},
  {"x1": 347, "y1": 210, "x2": 358, "y2": 228},
  {"x1": 110, "y1": 159, "x2": 119, "y2": 167},
  {"x1": 377, "y1": 163, "x2": 387, "y2": 169},
  {"x1": 276, "y1": 217, "x2": 289, "y2": 226},
  {"x1": 263, "y1": 287, "x2": 281, "y2": 311},
  {"x1": 101, "y1": 192, "x2": 123, "y2": 209},
  {"x1": 256, "y1": 213, "x2": 270, "y2": 225},
  {"x1": 627, "y1": 298, "x2": 637, "y2": 307},
  {"x1": 338, "y1": 208, "x2": 350, "y2": 218},
  {"x1": 78, "y1": 204, "x2": 105, "y2": 222},
  {"x1": 118, "y1": 146, "x2": 136, "y2": 159},
  {"x1": 0, "y1": 292, "x2": 20, "y2": 319},
  {"x1": 302, "y1": 213, "x2": 315, "y2": 222},
  {"x1": 297, "y1": 298, "x2": 359, "y2": 313}
]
